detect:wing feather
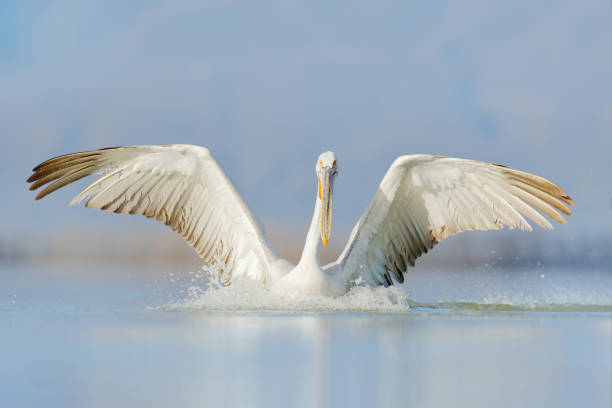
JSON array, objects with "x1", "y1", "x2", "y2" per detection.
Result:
[
  {"x1": 334, "y1": 155, "x2": 573, "y2": 287},
  {"x1": 28, "y1": 144, "x2": 276, "y2": 283}
]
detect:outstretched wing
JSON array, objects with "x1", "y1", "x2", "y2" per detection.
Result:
[
  {"x1": 334, "y1": 155, "x2": 573, "y2": 287},
  {"x1": 27, "y1": 144, "x2": 276, "y2": 283}
]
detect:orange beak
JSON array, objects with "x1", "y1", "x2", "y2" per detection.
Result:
[{"x1": 319, "y1": 168, "x2": 334, "y2": 247}]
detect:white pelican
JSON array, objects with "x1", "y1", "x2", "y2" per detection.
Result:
[{"x1": 27, "y1": 145, "x2": 573, "y2": 296}]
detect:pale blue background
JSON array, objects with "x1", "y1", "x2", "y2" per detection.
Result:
[{"x1": 1, "y1": 1, "x2": 610, "y2": 252}]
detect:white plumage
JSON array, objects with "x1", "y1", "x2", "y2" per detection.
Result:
[
  {"x1": 28, "y1": 145, "x2": 573, "y2": 296},
  {"x1": 329, "y1": 155, "x2": 572, "y2": 288}
]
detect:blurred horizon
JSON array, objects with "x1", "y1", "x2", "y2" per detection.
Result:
[
  {"x1": 2, "y1": 1, "x2": 611, "y2": 267},
  {"x1": 3, "y1": 222, "x2": 611, "y2": 269}
]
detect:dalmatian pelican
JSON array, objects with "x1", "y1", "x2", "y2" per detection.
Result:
[{"x1": 27, "y1": 145, "x2": 573, "y2": 296}]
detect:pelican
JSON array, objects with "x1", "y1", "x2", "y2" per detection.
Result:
[{"x1": 27, "y1": 145, "x2": 573, "y2": 296}]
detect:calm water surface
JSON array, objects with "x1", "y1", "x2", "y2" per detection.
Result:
[{"x1": 1, "y1": 263, "x2": 610, "y2": 408}]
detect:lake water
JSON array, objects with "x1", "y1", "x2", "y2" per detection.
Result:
[{"x1": 1, "y1": 263, "x2": 610, "y2": 408}]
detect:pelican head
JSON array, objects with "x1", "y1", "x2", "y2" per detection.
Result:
[{"x1": 316, "y1": 151, "x2": 338, "y2": 247}]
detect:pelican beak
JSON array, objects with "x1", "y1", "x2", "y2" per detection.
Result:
[{"x1": 319, "y1": 167, "x2": 335, "y2": 247}]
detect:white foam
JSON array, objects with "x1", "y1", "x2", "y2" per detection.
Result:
[
  {"x1": 159, "y1": 265, "x2": 412, "y2": 312},
  {"x1": 155, "y1": 264, "x2": 612, "y2": 313}
]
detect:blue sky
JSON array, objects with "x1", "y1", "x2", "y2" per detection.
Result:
[{"x1": 1, "y1": 1, "x2": 611, "y2": 247}]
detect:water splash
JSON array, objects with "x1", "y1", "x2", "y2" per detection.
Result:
[
  {"x1": 155, "y1": 264, "x2": 612, "y2": 313},
  {"x1": 159, "y1": 264, "x2": 411, "y2": 312}
]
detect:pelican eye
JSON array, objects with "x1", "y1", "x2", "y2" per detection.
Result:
[{"x1": 320, "y1": 160, "x2": 323, "y2": 167}]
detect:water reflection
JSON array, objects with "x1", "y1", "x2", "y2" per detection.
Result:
[
  {"x1": 1, "y1": 264, "x2": 610, "y2": 407},
  {"x1": 6, "y1": 310, "x2": 609, "y2": 407}
]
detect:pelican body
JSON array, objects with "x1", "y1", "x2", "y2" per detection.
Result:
[{"x1": 27, "y1": 145, "x2": 573, "y2": 296}]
